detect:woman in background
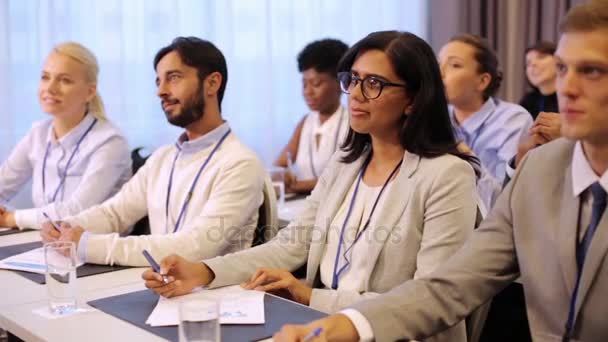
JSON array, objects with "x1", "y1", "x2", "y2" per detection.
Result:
[
  {"x1": 0, "y1": 42, "x2": 131, "y2": 230},
  {"x1": 519, "y1": 41, "x2": 558, "y2": 120},
  {"x1": 438, "y1": 34, "x2": 533, "y2": 211},
  {"x1": 274, "y1": 39, "x2": 349, "y2": 194}
]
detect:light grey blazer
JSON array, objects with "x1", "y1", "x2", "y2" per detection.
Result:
[
  {"x1": 204, "y1": 150, "x2": 477, "y2": 341},
  {"x1": 350, "y1": 138, "x2": 608, "y2": 342}
]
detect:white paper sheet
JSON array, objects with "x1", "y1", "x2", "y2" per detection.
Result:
[
  {"x1": 0, "y1": 247, "x2": 84, "y2": 274},
  {"x1": 0, "y1": 227, "x2": 13, "y2": 232},
  {"x1": 146, "y1": 285, "x2": 265, "y2": 326}
]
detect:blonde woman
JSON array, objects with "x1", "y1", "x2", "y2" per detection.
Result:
[{"x1": 0, "y1": 42, "x2": 131, "y2": 230}]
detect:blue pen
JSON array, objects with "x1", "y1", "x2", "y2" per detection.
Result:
[
  {"x1": 42, "y1": 212, "x2": 61, "y2": 232},
  {"x1": 142, "y1": 250, "x2": 170, "y2": 284},
  {"x1": 302, "y1": 327, "x2": 323, "y2": 342}
]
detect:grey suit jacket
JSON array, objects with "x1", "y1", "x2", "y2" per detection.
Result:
[
  {"x1": 204, "y1": 150, "x2": 477, "y2": 341},
  {"x1": 351, "y1": 138, "x2": 608, "y2": 342}
]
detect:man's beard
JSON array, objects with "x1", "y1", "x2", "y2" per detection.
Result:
[{"x1": 164, "y1": 85, "x2": 205, "y2": 128}]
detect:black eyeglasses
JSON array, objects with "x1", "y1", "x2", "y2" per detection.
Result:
[{"x1": 337, "y1": 71, "x2": 407, "y2": 100}]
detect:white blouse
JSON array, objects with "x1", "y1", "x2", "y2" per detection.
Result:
[
  {"x1": 293, "y1": 105, "x2": 349, "y2": 180},
  {"x1": 0, "y1": 113, "x2": 131, "y2": 229},
  {"x1": 320, "y1": 180, "x2": 391, "y2": 292}
]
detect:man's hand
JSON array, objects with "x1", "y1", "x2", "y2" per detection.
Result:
[{"x1": 57, "y1": 223, "x2": 85, "y2": 255}]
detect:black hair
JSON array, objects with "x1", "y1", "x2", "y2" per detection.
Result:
[
  {"x1": 338, "y1": 30, "x2": 478, "y2": 170},
  {"x1": 154, "y1": 37, "x2": 228, "y2": 109},
  {"x1": 297, "y1": 38, "x2": 349, "y2": 77},
  {"x1": 449, "y1": 34, "x2": 503, "y2": 100},
  {"x1": 525, "y1": 41, "x2": 556, "y2": 56}
]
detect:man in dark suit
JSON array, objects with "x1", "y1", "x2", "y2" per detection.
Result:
[{"x1": 274, "y1": 2, "x2": 608, "y2": 341}]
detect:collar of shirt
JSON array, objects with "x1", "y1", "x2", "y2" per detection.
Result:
[
  {"x1": 450, "y1": 97, "x2": 497, "y2": 137},
  {"x1": 46, "y1": 112, "x2": 96, "y2": 148},
  {"x1": 571, "y1": 140, "x2": 608, "y2": 197},
  {"x1": 175, "y1": 121, "x2": 230, "y2": 154},
  {"x1": 313, "y1": 105, "x2": 344, "y2": 135}
]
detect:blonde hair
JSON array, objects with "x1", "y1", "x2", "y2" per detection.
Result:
[{"x1": 53, "y1": 42, "x2": 107, "y2": 120}]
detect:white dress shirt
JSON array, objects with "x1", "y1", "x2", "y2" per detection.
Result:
[
  {"x1": 0, "y1": 113, "x2": 131, "y2": 229},
  {"x1": 293, "y1": 106, "x2": 349, "y2": 180},
  {"x1": 572, "y1": 141, "x2": 608, "y2": 239},
  {"x1": 71, "y1": 122, "x2": 265, "y2": 266},
  {"x1": 344, "y1": 139, "x2": 608, "y2": 342}
]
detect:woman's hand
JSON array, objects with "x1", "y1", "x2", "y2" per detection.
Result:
[
  {"x1": 142, "y1": 254, "x2": 215, "y2": 298},
  {"x1": 242, "y1": 267, "x2": 312, "y2": 305}
]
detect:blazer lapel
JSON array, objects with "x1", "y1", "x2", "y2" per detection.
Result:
[
  {"x1": 575, "y1": 212, "x2": 608, "y2": 315},
  {"x1": 362, "y1": 152, "x2": 420, "y2": 280},
  {"x1": 556, "y1": 164, "x2": 579, "y2": 296},
  {"x1": 306, "y1": 153, "x2": 368, "y2": 284}
]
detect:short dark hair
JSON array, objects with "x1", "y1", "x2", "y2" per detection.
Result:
[
  {"x1": 449, "y1": 34, "x2": 503, "y2": 100},
  {"x1": 525, "y1": 41, "x2": 556, "y2": 56},
  {"x1": 338, "y1": 30, "x2": 478, "y2": 170},
  {"x1": 297, "y1": 38, "x2": 348, "y2": 76},
  {"x1": 560, "y1": 0, "x2": 608, "y2": 33},
  {"x1": 154, "y1": 37, "x2": 228, "y2": 109}
]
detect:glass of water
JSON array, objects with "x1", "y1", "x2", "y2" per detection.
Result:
[
  {"x1": 44, "y1": 241, "x2": 78, "y2": 315},
  {"x1": 179, "y1": 299, "x2": 220, "y2": 342}
]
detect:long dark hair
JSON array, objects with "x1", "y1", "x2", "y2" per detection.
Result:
[{"x1": 339, "y1": 31, "x2": 478, "y2": 169}]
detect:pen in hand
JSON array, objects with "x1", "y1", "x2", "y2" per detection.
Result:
[
  {"x1": 142, "y1": 250, "x2": 170, "y2": 284},
  {"x1": 302, "y1": 327, "x2": 323, "y2": 342},
  {"x1": 42, "y1": 212, "x2": 61, "y2": 232}
]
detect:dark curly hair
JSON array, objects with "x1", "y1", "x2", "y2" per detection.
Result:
[{"x1": 297, "y1": 38, "x2": 348, "y2": 77}]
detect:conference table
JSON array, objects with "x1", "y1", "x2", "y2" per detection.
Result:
[{"x1": 0, "y1": 198, "x2": 323, "y2": 342}]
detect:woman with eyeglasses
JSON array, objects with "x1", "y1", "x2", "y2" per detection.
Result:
[
  {"x1": 274, "y1": 39, "x2": 349, "y2": 194},
  {"x1": 0, "y1": 42, "x2": 131, "y2": 230},
  {"x1": 143, "y1": 31, "x2": 478, "y2": 341}
]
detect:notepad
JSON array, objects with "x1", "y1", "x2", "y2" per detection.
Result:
[
  {"x1": 146, "y1": 285, "x2": 265, "y2": 326},
  {"x1": 0, "y1": 247, "x2": 84, "y2": 274}
]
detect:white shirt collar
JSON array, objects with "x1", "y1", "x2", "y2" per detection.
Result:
[
  {"x1": 571, "y1": 141, "x2": 608, "y2": 196},
  {"x1": 175, "y1": 121, "x2": 231, "y2": 154},
  {"x1": 47, "y1": 112, "x2": 97, "y2": 148}
]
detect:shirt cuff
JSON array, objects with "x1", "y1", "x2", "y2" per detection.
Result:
[
  {"x1": 339, "y1": 309, "x2": 374, "y2": 342},
  {"x1": 14, "y1": 208, "x2": 42, "y2": 230},
  {"x1": 505, "y1": 156, "x2": 516, "y2": 180},
  {"x1": 77, "y1": 231, "x2": 91, "y2": 263}
]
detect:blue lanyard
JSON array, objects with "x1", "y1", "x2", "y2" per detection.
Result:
[
  {"x1": 331, "y1": 154, "x2": 403, "y2": 289},
  {"x1": 42, "y1": 118, "x2": 98, "y2": 204},
  {"x1": 308, "y1": 107, "x2": 345, "y2": 178},
  {"x1": 165, "y1": 129, "x2": 231, "y2": 233}
]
